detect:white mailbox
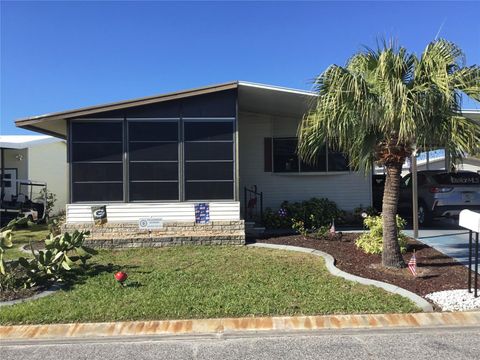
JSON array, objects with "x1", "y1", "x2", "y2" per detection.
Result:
[{"x1": 459, "y1": 210, "x2": 480, "y2": 233}]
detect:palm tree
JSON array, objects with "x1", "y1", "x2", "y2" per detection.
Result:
[{"x1": 298, "y1": 39, "x2": 480, "y2": 268}]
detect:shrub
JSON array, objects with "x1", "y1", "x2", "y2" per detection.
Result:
[
  {"x1": 263, "y1": 198, "x2": 341, "y2": 230},
  {"x1": 355, "y1": 215, "x2": 408, "y2": 255}
]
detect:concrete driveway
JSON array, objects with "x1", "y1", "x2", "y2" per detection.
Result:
[{"x1": 405, "y1": 219, "x2": 476, "y2": 271}]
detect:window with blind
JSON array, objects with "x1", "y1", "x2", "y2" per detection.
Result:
[{"x1": 272, "y1": 137, "x2": 348, "y2": 173}]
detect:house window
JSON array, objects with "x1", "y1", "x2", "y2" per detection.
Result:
[
  {"x1": 128, "y1": 120, "x2": 179, "y2": 201},
  {"x1": 71, "y1": 121, "x2": 124, "y2": 202},
  {"x1": 272, "y1": 137, "x2": 348, "y2": 173},
  {"x1": 184, "y1": 120, "x2": 234, "y2": 200}
]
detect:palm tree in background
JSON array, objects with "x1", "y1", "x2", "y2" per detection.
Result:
[{"x1": 298, "y1": 39, "x2": 480, "y2": 268}]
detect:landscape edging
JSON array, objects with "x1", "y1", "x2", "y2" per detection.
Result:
[
  {"x1": 248, "y1": 242, "x2": 434, "y2": 312},
  {"x1": 0, "y1": 285, "x2": 62, "y2": 308}
]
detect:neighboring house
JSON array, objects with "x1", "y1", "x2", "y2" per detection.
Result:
[
  {"x1": 14, "y1": 81, "x2": 372, "y2": 229},
  {"x1": 0, "y1": 135, "x2": 67, "y2": 214}
]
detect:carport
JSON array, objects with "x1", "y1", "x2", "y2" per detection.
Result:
[{"x1": 408, "y1": 109, "x2": 480, "y2": 270}]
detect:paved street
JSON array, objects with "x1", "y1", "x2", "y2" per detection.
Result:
[{"x1": 2, "y1": 326, "x2": 479, "y2": 360}]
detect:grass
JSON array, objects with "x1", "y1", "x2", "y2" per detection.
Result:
[
  {"x1": 3, "y1": 223, "x2": 49, "y2": 261},
  {"x1": 0, "y1": 246, "x2": 419, "y2": 324}
]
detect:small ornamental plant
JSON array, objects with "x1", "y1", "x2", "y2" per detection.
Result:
[{"x1": 356, "y1": 215, "x2": 408, "y2": 255}]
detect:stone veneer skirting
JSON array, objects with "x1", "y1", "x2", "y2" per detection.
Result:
[{"x1": 62, "y1": 221, "x2": 245, "y2": 248}]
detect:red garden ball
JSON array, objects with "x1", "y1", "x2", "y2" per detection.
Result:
[{"x1": 114, "y1": 271, "x2": 128, "y2": 283}]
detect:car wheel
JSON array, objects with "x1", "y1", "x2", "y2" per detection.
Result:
[{"x1": 418, "y1": 202, "x2": 432, "y2": 227}]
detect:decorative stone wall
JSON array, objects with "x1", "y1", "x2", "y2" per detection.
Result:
[{"x1": 62, "y1": 221, "x2": 245, "y2": 248}]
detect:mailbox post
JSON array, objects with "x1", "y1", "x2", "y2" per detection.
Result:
[{"x1": 459, "y1": 210, "x2": 480, "y2": 297}]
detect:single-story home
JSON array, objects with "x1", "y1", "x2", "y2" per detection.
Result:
[
  {"x1": 12, "y1": 81, "x2": 373, "y2": 244},
  {"x1": 0, "y1": 135, "x2": 67, "y2": 215}
]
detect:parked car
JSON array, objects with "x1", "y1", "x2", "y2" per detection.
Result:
[{"x1": 398, "y1": 170, "x2": 480, "y2": 225}]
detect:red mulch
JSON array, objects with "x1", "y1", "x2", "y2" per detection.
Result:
[{"x1": 254, "y1": 233, "x2": 478, "y2": 297}]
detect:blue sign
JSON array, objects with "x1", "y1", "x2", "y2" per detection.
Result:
[{"x1": 195, "y1": 203, "x2": 210, "y2": 224}]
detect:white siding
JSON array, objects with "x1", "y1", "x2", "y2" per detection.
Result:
[
  {"x1": 66, "y1": 202, "x2": 240, "y2": 223},
  {"x1": 238, "y1": 112, "x2": 372, "y2": 212}
]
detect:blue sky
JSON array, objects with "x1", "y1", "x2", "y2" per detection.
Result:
[{"x1": 1, "y1": 1, "x2": 479, "y2": 135}]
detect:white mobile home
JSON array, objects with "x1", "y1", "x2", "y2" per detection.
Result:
[{"x1": 15, "y1": 82, "x2": 372, "y2": 244}]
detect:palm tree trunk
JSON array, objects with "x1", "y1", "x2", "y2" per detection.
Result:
[{"x1": 381, "y1": 162, "x2": 406, "y2": 268}]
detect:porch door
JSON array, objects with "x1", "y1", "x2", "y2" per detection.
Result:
[{"x1": 0, "y1": 169, "x2": 17, "y2": 200}]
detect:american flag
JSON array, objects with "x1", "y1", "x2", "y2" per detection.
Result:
[
  {"x1": 329, "y1": 219, "x2": 335, "y2": 234},
  {"x1": 408, "y1": 251, "x2": 417, "y2": 276}
]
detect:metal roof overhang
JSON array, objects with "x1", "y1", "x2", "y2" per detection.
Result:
[{"x1": 14, "y1": 81, "x2": 317, "y2": 138}]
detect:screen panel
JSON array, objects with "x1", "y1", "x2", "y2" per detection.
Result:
[
  {"x1": 184, "y1": 122, "x2": 233, "y2": 141},
  {"x1": 129, "y1": 142, "x2": 178, "y2": 161},
  {"x1": 129, "y1": 182, "x2": 179, "y2": 201},
  {"x1": 130, "y1": 162, "x2": 178, "y2": 181},
  {"x1": 328, "y1": 151, "x2": 349, "y2": 171},
  {"x1": 184, "y1": 142, "x2": 233, "y2": 161},
  {"x1": 185, "y1": 181, "x2": 234, "y2": 200},
  {"x1": 128, "y1": 120, "x2": 180, "y2": 201},
  {"x1": 70, "y1": 120, "x2": 124, "y2": 202},
  {"x1": 128, "y1": 121, "x2": 178, "y2": 141},
  {"x1": 72, "y1": 182, "x2": 123, "y2": 202},
  {"x1": 72, "y1": 163, "x2": 123, "y2": 182},
  {"x1": 184, "y1": 120, "x2": 234, "y2": 200},
  {"x1": 71, "y1": 122, "x2": 122, "y2": 142}
]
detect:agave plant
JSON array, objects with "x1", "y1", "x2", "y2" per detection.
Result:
[{"x1": 19, "y1": 230, "x2": 96, "y2": 287}]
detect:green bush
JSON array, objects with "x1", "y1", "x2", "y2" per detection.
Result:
[
  {"x1": 355, "y1": 215, "x2": 408, "y2": 255},
  {"x1": 263, "y1": 197, "x2": 341, "y2": 230}
]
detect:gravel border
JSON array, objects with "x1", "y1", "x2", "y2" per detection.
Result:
[
  {"x1": 248, "y1": 242, "x2": 433, "y2": 312},
  {"x1": 0, "y1": 285, "x2": 62, "y2": 308}
]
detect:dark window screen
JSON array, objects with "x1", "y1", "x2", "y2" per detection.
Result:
[
  {"x1": 184, "y1": 122, "x2": 233, "y2": 141},
  {"x1": 184, "y1": 142, "x2": 233, "y2": 161},
  {"x1": 129, "y1": 182, "x2": 179, "y2": 201},
  {"x1": 72, "y1": 142, "x2": 123, "y2": 162},
  {"x1": 129, "y1": 142, "x2": 178, "y2": 161},
  {"x1": 128, "y1": 121, "x2": 179, "y2": 201},
  {"x1": 71, "y1": 121, "x2": 124, "y2": 202},
  {"x1": 184, "y1": 121, "x2": 234, "y2": 200},
  {"x1": 327, "y1": 150, "x2": 349, "y2": 171},
  {"x1": 185, "y1": 182, "x2": 234, "y2": 200},
  {"x1": 72, "y1": 183, "x2": 123, "y2": 202},
  {"x1": 273, "y1": 138, "x2": 299, "y2": 172},
  {"x1": 128, "y1": 121, "x2": 178, "y2": 141},
  {"x1": 72, "y1": 163, "x2": 123, "y2": 182},
  {"x1": 71, "y1": 122, "x2": 122, "y2": 142},
  {"x1": 130, "y1": 162, "x2": 178, "y2": 181}
]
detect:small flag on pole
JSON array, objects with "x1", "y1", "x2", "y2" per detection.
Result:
[
  {"x1": 329, "y1": 219, "x2": 335, "y2": 234},
  {"x1": 408, "y1": 251, "x2": 417, "y2": 276}
]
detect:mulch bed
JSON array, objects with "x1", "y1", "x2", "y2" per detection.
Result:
[
  {"x1": 0, "y1": 264, "x2": 45, "y2": 302},
  {"x1": 254, "y1": 233, "x2": 478, "y2": 297}
]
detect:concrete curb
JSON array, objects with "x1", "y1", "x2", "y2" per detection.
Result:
[
  {"x1": 0, "y1": 285, "x2": 62, "y2": 308},
  {"x1": 248, "y1": 243, "x2": 434, "y2": 312},
  {"x1": 1, "y1": 312, "x2": 479, "y2": 340}
]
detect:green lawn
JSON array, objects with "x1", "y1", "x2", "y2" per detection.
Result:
[
  {"x1": 4, "y1": 224, "x2": 49, "y2": 261},
  {"x1": 0, "y1": 246, "x2": 419, "y2": 324}
]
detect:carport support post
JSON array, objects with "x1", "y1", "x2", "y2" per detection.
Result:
[
  {"x1": 0, "y1": 148, "x2": 4, "y2": 205},
  {"x1": 411, "y1": 152, "x2": 419, "y2": 239},
  {"x1": 476, "y1": 232, "x2": 479, "y2": 298},
  {"x1": 468, "y1": 230, "x2": 472, "y2": 293}
]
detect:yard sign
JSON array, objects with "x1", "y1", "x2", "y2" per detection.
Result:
[{"x1": 194, "y1": 203, "x2": 210, "y2": 224}]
